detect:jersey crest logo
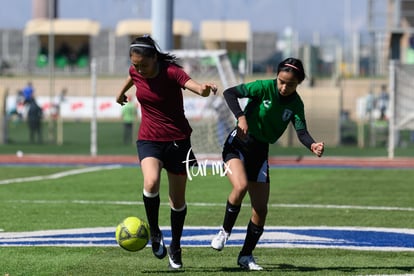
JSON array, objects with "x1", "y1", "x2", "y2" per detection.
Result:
[
  {"x1": 263, "y1": 100, "x2": 271, "y2": 109},
  {"x1": 282, "y1": 109, "x2": 293, "y2": 121}
]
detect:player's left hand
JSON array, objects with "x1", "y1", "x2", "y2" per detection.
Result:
[{"x1": 311, "y1": 142, "x2": 324, "y2": 157}]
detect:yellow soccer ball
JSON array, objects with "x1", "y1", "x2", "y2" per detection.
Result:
[{"x1": 115, "y1": 216, "x2": 150, "y2": 252}]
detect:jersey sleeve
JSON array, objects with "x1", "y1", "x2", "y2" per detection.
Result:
[
  {"x1": 293, "y1": 109, "x2": 316, "y2": 149},
  {"x1": 292, "y1": 113, "x2": 306, "y2": 131},
  {"x1": 239, "y1": 80, "x2": 264, "y2": 98},
  {"x1": 168, "y1": 64, "x2": 191, "y2": 87},
  {"x1": 223, "y1": 86, "x2": 245, "y2": 118}
]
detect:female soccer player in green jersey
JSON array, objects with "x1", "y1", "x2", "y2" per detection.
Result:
[{"x1": 211, "y1": 57, "x2": 325, "y2": 270}]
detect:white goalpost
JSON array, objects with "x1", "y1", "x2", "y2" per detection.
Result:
[
  {"x1": 171, "y1": 49, "x2": 242, "y2": 157},
  {"x1": 388, "y1": 60, "x2": 414, "y2": 159}
]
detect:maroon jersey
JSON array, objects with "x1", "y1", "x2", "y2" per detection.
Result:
[{"x1": 129, "y1": 62, "x2": 192, "y2": 141}]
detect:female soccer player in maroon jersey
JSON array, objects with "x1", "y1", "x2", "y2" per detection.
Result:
[{"x1": 116, "y1": 35, "x2": 217, "y2": 269}]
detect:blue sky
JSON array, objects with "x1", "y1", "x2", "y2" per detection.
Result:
[{"x1": 1, "y1": 0, "x2": 377, "y2": 40}]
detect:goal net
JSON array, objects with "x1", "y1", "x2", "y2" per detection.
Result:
[
  {"x1": 388, "y1": 60, "x2": 414, "y2": 158},
  {"x1": 171, "y1": 49, "x2": 241, "y2": 158}
]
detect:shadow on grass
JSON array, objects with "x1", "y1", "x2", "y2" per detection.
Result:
[
  {"x1": 140, "y1": 263, "x2": 414, "y2": 274},
  {"x1": 141, "y1": 267, "x2": 251, "y2": 274},
  {"x1": 275, "y1": 263, "x2": 414, "y2": 274}
]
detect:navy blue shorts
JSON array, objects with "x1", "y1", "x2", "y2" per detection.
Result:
[
  {"x1": 222, "y1": 129, "x2": 269, "y2": 183},
  {"x1": 136, "y1": 139, "x2": 197, "y2": 175}
]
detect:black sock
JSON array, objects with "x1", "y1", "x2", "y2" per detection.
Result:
[
  {"x1": 170, "y1": 205, "x2": 187, "y2": 252},
  {"x1": 143, "y1": 193, "x2": 160, "y2": 236},
  {"x1": 222, "y1": 200, "x2": 241, "y2": 234},
  {"x1": 239, "y1": 220, "x2": 263, "y2": 256}
]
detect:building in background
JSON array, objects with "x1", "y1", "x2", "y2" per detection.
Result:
[
  {"x1": 1, "y1": 0, "x2": 414, "y2": 78},
  {"x1": 200, "y1": 20, "x2": 252, "y2": 75}
]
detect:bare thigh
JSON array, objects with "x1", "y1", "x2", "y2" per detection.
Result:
[
  {"x1": 140, "y1": 157, "x2": 163, "y2": 194},
  {"x1": 226, "y1": 158, "x2": 249, "y2": 205}
]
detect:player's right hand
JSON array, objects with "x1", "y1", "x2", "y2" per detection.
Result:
[
  {"x1": 236, "y1": 116, "x2": 249, "y2": 140},
  {"x1": 116, "y1": 94, "x2": 127, "y2": 106}
]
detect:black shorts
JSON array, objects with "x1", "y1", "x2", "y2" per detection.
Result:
[
  {"x1": 222, "y1": 129, "x2": 269, "y2": 183},
  {"x1": 137, "y1": 139, "x2": 197, "y2": 175}
]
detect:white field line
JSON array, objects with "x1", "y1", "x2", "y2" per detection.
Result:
[
  {"x1": 1, "y1": 165, "x2": 413, "y2": 212},
  {"x1": 0, "y1": 165, "x2": 122, "y2": 185},
  {"x1": 4, "y1": 199, "x2": 414, "y2": 212}
]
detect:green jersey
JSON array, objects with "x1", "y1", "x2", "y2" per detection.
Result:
[{"x1": 237, "y1": 79, "x2": 307, "y2": 144}]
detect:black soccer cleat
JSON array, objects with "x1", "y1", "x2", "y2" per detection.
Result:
[
  {"x1": 168, "y1": 247, "x2": 182, "y2": 269},
  {"x1": 151, "y1": 232, "x2": 167, "y2": 259}
]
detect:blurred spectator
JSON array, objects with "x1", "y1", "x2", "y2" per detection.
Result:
[
  {"x1": 22, "y1": 82, "x2": 34, "y2": 103},
  {"x1": 36, "y1": 46, "x2": 48, "y2": 68},
  {"x1": 365, "y1": 90, "x2": 375, "y2": 117},
  {"x1": 378, "y1": 84, "x2": 389, "y2": 120},
  {"x1": 76, "y1": 43, "x2": 90, "y2": 68},
  {"x1": 53, "y1": 88, "x2": 68, "y2": 119},
  {"x1": 77, "y1": 43, "x2": 89, "y2": 57},
  {"x1": 8, "y1": 90, "x2": 25, "y2": 122},
  {"x1": 27, "y1": 98, "x2": 43, "y2": 144},
  {"x1": 0, "y1": 59, "x2": 11, "y2": 75},
  {"x1": 57, "y1": 42, "x2": 71, "y2": 58},
  {"x1": 59, "y1": 87, "x2": 68, "y2": 101},
  {"x1": 121, "y1": 97, "x2": 137, "y2": 145}
]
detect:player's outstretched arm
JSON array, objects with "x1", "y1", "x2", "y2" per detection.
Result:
[{"x1": 184, "y1": 79, "x2": 218, "y2": 97}]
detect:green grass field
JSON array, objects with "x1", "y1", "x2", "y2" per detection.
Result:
[{"x1": 1, "y1": 166, "x2": 414, "y2": 275}]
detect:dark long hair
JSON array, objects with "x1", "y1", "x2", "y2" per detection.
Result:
[
  {"x1": 277, "y1": 57, "x2": 306, "y2": 83},
  {"x1": 129, "y1": 35, "x2": 182, "y2": 68}
]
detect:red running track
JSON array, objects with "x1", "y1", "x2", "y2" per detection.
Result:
[{"x1": 1, "y1": 154, "x2": 414, "y2": 168}]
